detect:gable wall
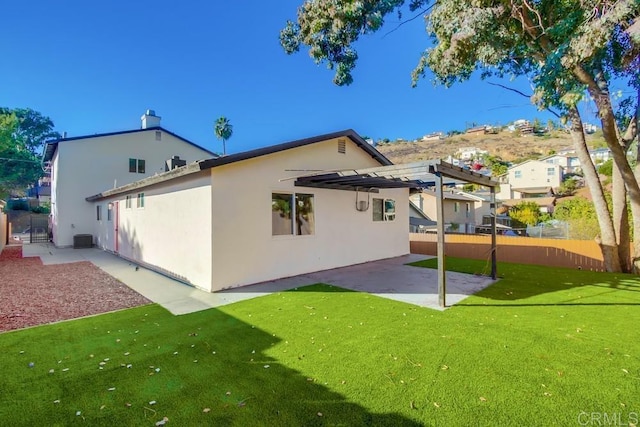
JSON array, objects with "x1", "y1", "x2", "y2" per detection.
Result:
[
  {"x1": 52, "y1": 130, "x2": 212, "y2": 247},
  {"x1": 209, "y1": 137, "x2": 409, "y2": 291},
  {"x1": 507, "y1": 160, "x2": 563, "y2": 190}
]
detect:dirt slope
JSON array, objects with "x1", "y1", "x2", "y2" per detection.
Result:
[{"x1": 376, "y1": 131, "x2": 605, "y2": 164}]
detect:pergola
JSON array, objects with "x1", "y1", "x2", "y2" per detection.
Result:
[{"x1": 294, "y1": 160, "x2": 499, "y2": 308}]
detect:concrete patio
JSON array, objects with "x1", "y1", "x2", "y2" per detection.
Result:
[{"x1": 22, "y1": 243, "x2": 496, "y2": 315}]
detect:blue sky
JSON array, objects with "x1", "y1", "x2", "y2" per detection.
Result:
[{"x1": 2, "y1": 1, "x2": 561, "y2": 155}]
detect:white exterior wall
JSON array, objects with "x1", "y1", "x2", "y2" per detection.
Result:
[
  {"x1": 414, "y1": 193, "x2": 475, "y2": 229},
  {"x1": 93, "y1": 173, "x2": 213, "y2": 290},
  {"x1": 50, "y1": 150, "x2": 61, "y2": 243},
  {"x1": 473, "y1": 200, "x2": 491, "y2": 225},
  {"x1": 507, "y1": 160, "x2": 563, "y2": 190},
  {"x1": 52, "y1": 130, "x2": 212, "y2": 247},
  {"x1": 209, "y1": 137, "x2": 409, "y2": 291}
]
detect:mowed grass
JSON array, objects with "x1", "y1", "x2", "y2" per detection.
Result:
[{"x1": 1, "y1": 259, "x2": 639, "y2": 426}]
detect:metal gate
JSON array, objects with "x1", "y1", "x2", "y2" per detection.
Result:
[{"x1": 29, "y1": 215, "x2": 49, "y2": 243}]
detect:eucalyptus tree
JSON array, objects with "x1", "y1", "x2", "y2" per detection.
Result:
[
  {"x1": 281, "y1": 0, "x2": 639, "y2": 271},
  {"x1": 214, "y1": 116, "x2": 233, "y2": 156},
  {"x1": 0, "y1": 108, "x2": 60, "y2": 199}
]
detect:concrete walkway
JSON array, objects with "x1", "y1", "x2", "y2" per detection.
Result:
[{"x1": 22, "y1": 243, "x2": 496, "y2": 315}]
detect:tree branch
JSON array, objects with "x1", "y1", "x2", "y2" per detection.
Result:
[
  {"x1": 486, "y1": 81, "x2": 562, "y2": 118},
  {"x1": 383, "y1": 4, "x2": 435, "y2": 38}
]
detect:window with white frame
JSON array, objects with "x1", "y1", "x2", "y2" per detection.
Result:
[
  {"x1": 129, "y1": 158, "x2": 146, "y2": 174},
  {"x1": 466, "y1": 202, "x2": 471, "y2": 218},
  {"x1": 547, "y1": 167, "x2": 555, "y2": 176},
  {"x1": 514, "y1": 170, "x2": 522, "y2": 178},
  {"x1": 272, "y1": 193, "x2": 314, "y2": 236},
  {"x1": 137, "y1": 192, "x2": 145, "y2": 208},
  {"x1": 107, "y1": 203, "x2": 113, "y2": 221},
  {"x1": 125, "y1": 195, "x2": 132, "y2": 209},
  {"x1": 372, "y1": 198, "x2": 396, "y2": 221},
  {"x1": 454, "y1": 202, "x2": 460, "y2": 213},
  {"x1": 96, "y1": 205, "x2": 102, "y2": 221}
]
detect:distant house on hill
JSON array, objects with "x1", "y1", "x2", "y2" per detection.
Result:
[
  {"x1": 456, "y1": 147, "x2": 488, "y2": 161},
  {"x1": 421, "y1": 132, "x2": 444, "y2": 141},
  {"x1": 542, "y1": 153, "x2": 581, "y2": 174},
  {"x1": 497, "y1": 159, "x2": 562, "y2": 201},
  {"x1": 465, "y1": 126, "x2": 487, "y2": 135},
  {"x1": 508, "y1": 119, "x2": 533, "y2": 135}
]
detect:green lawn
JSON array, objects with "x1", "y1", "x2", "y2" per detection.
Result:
[{"x1": 1, "y1": 259, "x2": 639, "y2": 426}]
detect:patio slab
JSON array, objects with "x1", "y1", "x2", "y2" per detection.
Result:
[{"x1": 21, "y1": 243, "x2": 496, "y2": 314}]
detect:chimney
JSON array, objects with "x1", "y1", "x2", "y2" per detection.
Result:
[{"x1": 141, "y1": 109, "x2": 161, "y2": 129}]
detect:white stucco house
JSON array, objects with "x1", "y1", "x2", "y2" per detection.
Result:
[
  {"x1": 411, "y1": 190, "x2": 482, "y2": 233},
  {"x1": 497, "y1": 159, "x2": 563, "y2": 200},
  {"x1": 78, "y1": 128, "x2": 412, "y2": 292},
  {"x1": 542, "y1": 153, "x2": 581, "y2": 174},
  {"x1": 43, "y1": 111, "x2": 216, "y2": 248}
]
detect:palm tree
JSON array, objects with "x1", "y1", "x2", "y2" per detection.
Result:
[{"x1": 214, "y1": 116, "x2": 233, "y2": 156}]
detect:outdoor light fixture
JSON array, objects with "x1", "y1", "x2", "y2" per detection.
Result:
[{"x1": 355, "y1": 188, "x2": 371, "y2": 212}]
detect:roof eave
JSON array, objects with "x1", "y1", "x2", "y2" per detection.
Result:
[
  {"x1": 198, "y1": 129, "x2": 391, "y2": 171},
  {"x1": 42, "y1": 127, "x2": 217, "y2": 163},
  {"x1": 85, "y1": 162, "x2": 204, "y2": 202}
]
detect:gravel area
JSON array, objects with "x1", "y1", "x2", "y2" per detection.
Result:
[{"x1": 0, "y1": 245, "x2": 151, "y2": 333}]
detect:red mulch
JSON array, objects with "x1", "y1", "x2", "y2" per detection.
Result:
[{"x1": 0, "y1": 245, "x2": 151, "y2": 333}]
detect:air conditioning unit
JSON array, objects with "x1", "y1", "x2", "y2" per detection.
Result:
[{"x1": 73, "y1": 234, "x2": 93, "y2": 249}]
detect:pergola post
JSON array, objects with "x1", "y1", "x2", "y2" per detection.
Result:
[
  {"x1": 435, "y1": 171, "x2": 446, "y2": 308},
  {"x1": 490, "y1": 186, "x2": 497, "y2": 280}
]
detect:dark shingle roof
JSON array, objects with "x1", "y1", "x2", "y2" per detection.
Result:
[
  {"x1": 86, "y1": 129, "x2": 390, "y2": 201},
  {"x1": 42, "y1": 126, "x2": 216, "y2": 163}
]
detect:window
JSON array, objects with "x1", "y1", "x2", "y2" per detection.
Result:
[
  {"x1": 125, "y1": 195, "x2": 132, "y2": 209},
  {"x1": 137, "y1": 192, "x2": 145, "y2": 208},
  {"x1": 547, "y1": 167, "x2": 555, "y2": 176},
  {"x1": 129, "y1": 158, "x2": 146, "y2": 173},
  {"x1": 373, "y1": 198, "x2": 396, "y2": 221},
  {"x1": 454, "y1": 202, "x2": 460, "y2": 213},
  {"x1": 514, "y1": 170, "x2": 522, "y2": 178},
  {"x1": 96, "y1": 205, "x2": 102, "y2": 221},
  {"x1": 155, "y1": 131, "x2": 162, "y2": 141},
  {"x1": 272, "y1": 193, "x2": 314, "y2": 236},
  {"x1": 107, "y1": 203, "x2": 113, "y2": 221},
  {"x1": 384, "y1": 199, "x2": 396, "y2": 221},
  {"x1": 372, "y1": 198, "x2": 383, "y2": 221},
  {"x1": 466, "y1": 202, "x2": 471, "y2": 218}
]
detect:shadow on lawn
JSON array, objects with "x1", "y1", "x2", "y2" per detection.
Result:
[
  {"x1": 410, "y1": 257, "x2": 640, "y2": 305},
  {"x1": 456, "y1": 272, "x2": 640, "y2": 307},
  {"x1": 0, "y1": 305, "x2": 422, "y2": 426}
]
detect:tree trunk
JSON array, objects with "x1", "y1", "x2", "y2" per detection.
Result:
[
  {"x1": 575, "y1": 67, "x2": 640, "y2": 273},
  {"x1": 612, "y1": 161, "x2": 632, "y2": 272},
  {"x1": 567, "y1": 107, "x2": 621, "y2": 272},
  {"x1": 633, "y1": 91, "x2": 640, "y2": 272}
]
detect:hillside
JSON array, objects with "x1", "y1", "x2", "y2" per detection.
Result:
[{"x1": 375, "y1": 130, "x2": 606, "y2": 164}]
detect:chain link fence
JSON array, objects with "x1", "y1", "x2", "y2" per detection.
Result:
[{"x1": 526, "y1": 221, "x2": 570, "y2": 239}]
